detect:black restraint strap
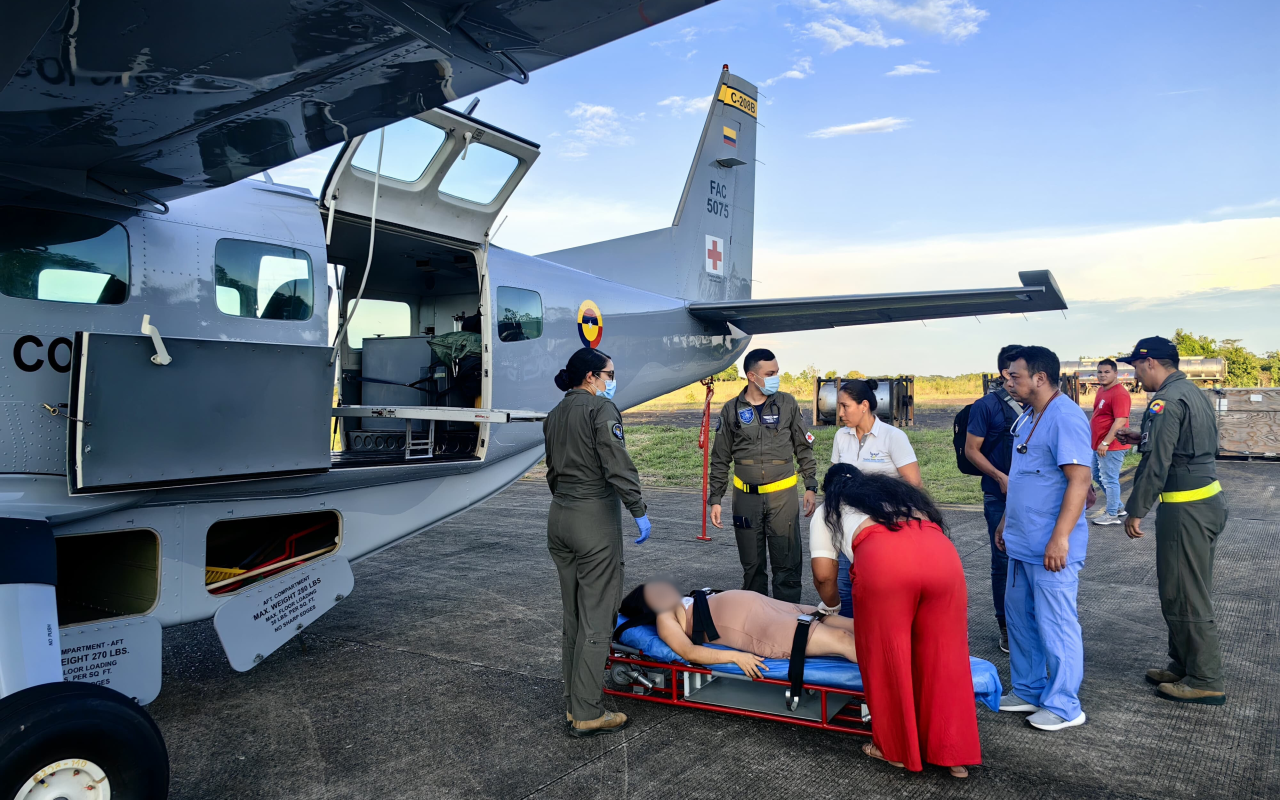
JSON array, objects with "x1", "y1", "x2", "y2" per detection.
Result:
[
  {"x1": 787, "y1": 615, "x2": 814, "y2": 700},
  {"x1": 688, "y1": 590, "x2": 720, "y2": 645}
]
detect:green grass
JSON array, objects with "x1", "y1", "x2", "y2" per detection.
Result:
[
  {"x1": 622, "y1": 424, "x2": 985, "y2": 505},
  {"x1": 537, "y1": 425, "x2": 1141, "y2": 506}
]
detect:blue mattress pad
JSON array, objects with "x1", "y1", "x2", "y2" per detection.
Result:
[{"x1": 615, "y1": 615, "x2": 1001, "y2": 712}]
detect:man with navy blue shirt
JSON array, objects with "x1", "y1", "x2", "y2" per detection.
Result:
[
  {"x1": 994, "y1": 346, "x2": 1093, "y2": 732},
  {"x1": 964, "y1": 344, "x2": 1025, "y2": 653}
]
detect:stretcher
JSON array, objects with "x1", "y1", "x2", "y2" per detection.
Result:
[{"x1": 606, "y1": 615, "x2": 1002, "y2": 737}]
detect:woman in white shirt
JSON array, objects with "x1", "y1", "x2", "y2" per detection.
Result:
[{"x1": 818, "y1": 379, "x2": 922, "y2": 617}]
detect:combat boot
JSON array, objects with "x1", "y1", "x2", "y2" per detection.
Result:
[
  {"x1": 1145, "y1": 668, "x2": 1182, "y2": 685},
  {"x1": 1157, "y1": 682, "x2": 1226, "y2": 705},
  {"x1": 568, "y1": 710, "x2": 629, "y2": 737}
]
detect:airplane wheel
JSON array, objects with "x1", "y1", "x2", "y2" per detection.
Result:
[{"x1": 0, "y1": 682, "x2": 168, "y2": 800}]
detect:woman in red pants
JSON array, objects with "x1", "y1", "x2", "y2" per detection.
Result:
[{"x1": 818, "y1": 464, "x2": 981, "y2": 778}]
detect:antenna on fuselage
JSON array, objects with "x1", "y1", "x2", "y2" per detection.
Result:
[{"x1": 464, "y1": 97, "x2": 480, "y2": 116}]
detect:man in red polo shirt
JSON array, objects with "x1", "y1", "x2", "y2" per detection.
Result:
[{"x1": 1090, "y1": 358, "x2": 1131, "y2": 524}]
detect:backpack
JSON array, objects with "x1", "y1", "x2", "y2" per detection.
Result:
[{"x1": 954, "y1": 387, "x2": 1023, "y2": 476}]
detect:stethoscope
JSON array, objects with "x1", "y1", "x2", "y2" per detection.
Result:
[{"x1": 1012, "y1": 391, "x2": 1060, "y2": 454}]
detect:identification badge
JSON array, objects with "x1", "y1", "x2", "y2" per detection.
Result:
[
  {"x1": 762, "y1": 414, "x2": 779, "y2": 426},
  {"x1": 214, "y1": 556, "x2": 354, "y2": 672},
  {"x1": 738, "y1": 406, "x2": 755, "y2": 425}
]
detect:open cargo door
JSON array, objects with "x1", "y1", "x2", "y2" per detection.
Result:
[
  {"x1": 320, "y1": 106, "x2": 540, "y2": 245},
  {"x1": 67, "y1": 331, "x2": 333, "y2": 494}
]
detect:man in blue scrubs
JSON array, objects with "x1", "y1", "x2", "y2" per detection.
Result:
[{"x1": 994, "y1": 346, "x2": 1094, "y2": 731}]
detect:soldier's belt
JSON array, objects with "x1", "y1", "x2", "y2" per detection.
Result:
[
  {"x1": 1160, "y1": 480, "x2": 1222, "y2": 503},
  {"x1": 733, "y1": 474, "x2": 798, "y2": 494}
]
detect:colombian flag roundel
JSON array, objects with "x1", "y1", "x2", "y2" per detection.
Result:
[{"x1": 577, "y1": 300, "x2": 603, "y2": 348}]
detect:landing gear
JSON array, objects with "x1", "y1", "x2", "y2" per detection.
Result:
[{"x1": 0, "y1": 682, "x2": 168, "y2": 800}]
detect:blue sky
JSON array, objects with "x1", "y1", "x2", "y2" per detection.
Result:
[{"x1": 277, "y1": 0, "x2": 1279, "y2": 375}]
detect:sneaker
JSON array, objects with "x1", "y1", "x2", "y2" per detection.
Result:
[
  {"x1": 1027, "y1": 709, "x2": 1087, "y2": 731},
  {"x1": 999, "y1": 692, "x2": 1039, "y2": 713},
  {"x1": 1092, "y1": 513, "x2": 1122, "y2": 526},
  {"x1": 999, "y1": 627, "x2": 1009, "y2": 654},
  {"x1": 1117, "y1": 508, "x2": 1128, "y2": 517}
]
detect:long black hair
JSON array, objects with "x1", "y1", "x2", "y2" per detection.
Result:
[
  {"x1": 822, "y1": 463, "x2": 946, "y2": 543},
  {"x1": 554, "y1": 347, "x2": 612, "y2": 391},
  {"x1": 839, "y1": 378, "x2": 879, "y2": 411}
]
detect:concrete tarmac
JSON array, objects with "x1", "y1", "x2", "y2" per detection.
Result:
[{"x1": 149, "y1": 462, "x2": 1279, "y2": 799}]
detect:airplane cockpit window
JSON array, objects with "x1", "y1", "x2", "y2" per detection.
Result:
[
  {"x1": 344, "y1": 298, "x2": 410, "y2": 349},
  {"x1": 0, "y1": 207, "x2": 130, "y2": 305},
  {"x1": 496, "y1": 287, "x2": 543, "y2": 342},
  {"x1": 351, "y1": 117, "x2": 448, "y2": 183},
  {"x1": 214, "y1": 239, "x2": 313, "y2": 321},
  {"x1": 439, "y1": 143, "x2": 519, "y2": 205}
]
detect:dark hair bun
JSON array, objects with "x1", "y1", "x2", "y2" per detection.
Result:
[
  {"x1": 554, "y1": 369, "x2": 572, "y2": 391},
  {"x1": 865, "y1": 378, "x2": 879, "y2": 391}
]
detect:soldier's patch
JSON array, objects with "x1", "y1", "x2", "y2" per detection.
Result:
[
  {"x1": 738, "y1": 406, "x2": 755, "y2": 425},
  {"x1": 713, "y1": 417, "x2": 722, "y2": 432},
  {"x1": 611, "y1": 422, "x2": 625, "y2": 441},
  {"x1": 805, "y1": 431, "x2": 815, "y2": 443},
  {"x1": 1149, "y1": 400, "x2": 1166, "y2": 415},
  {"x1": 762, "y1": 414, "x2": 779, "y2": 426}
]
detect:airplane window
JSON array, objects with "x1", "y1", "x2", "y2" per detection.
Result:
[
  {"x1": 344, "y1": 298, "x2": 410, "y2": 349},
  {"x1": 214, "y1": 239, "x2": 313, "y2": 321},
  {"x1": 351, "y1": 118, "x2": 448, "y2": 183},
  {"x1": 496, "y1": 287, "x2": 543, "y2": 342},
  {"x1": 0, "y1": 207, "x2": 129, "y2": 305},
  {"x1": 439, "y1": 142, "x2": 519, "y2": 205}
]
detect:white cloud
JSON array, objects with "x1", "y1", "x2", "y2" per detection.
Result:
[
  {"x1": 886, "y1": 60, "x2": 938, "y2": 76},
  {"x1": 561, "y1": 103, "x2": 633, "y2": 158},
  {"x1": 1158, "y1": 87, "x2": 1210, "y2": 96},
  {"x1": 803, "y1": 17, "x2": 904, "y2": 50},
  {"x1": 808, "y1": 116, "x2": 909, "y2": 137},
  {"x1": 657, "y1": 95, "x2": 713, "y2": 116},
  {"x1": 1208, "y1": 198, "x2": 1280, "y2": 216},
  {"x1": 839, "y1": 0, "x2": 988, "y2": 40},
  {"x1": 761, "y1": 57, "x2": 815, "y2": 87}
]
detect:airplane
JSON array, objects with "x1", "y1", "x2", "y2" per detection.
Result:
[{"x1": 0, "y1": 1, "x2": 1067, "y2": 796}]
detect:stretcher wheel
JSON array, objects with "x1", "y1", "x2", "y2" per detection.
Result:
[
  {"x1": 605, "y1": 664, "x2": 633, "y2": 691},
  {"x1": 784, "y1": 689, "x2": 800, "y2": 712}
]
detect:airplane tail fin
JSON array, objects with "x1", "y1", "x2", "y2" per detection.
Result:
[{"x1": 538, "y1": 68, "x2": 757, "y2": 303}]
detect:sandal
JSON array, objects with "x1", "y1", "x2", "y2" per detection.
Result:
[
  {"x1": 949, "y1": 766, "x2": 969, "y2": 779},
  {"x1": 861, "y1": 743, "x2": 904, "y2": 768}
]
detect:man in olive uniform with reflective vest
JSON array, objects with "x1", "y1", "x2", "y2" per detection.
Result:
[
  {"x1": 1115, "y1": 336, "x2": 1229, "y2": 705},
  {"x1": 708, "y1": 349, "x2": 818, "y2": 602}
]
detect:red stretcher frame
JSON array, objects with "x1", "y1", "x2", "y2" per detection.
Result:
[{"x1": 604, "y1": 651, "x2": 872, "y2": 737}]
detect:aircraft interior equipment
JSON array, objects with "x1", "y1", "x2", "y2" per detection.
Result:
[
  {"x1": 813, "y1": 376, "x2": 915, "y2": 428},
  {"x1": 607, "y1": 606, "x2": 1002, "y2": 736}
]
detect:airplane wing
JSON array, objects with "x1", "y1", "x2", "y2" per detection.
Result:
[
  {"x1": 0, "y1": 0, "x2": 717, "y2": 210},
  {"x1": 686, "y1": 270, "x2": 1068, "y2": 334}
]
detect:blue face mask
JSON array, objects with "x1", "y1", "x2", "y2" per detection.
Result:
[
  {"x1": 758, "y1": 375, "x2": 780, "y2": 396},
  {"x1": 596, "y1": 379, "x2": 617, "y2": 400}
]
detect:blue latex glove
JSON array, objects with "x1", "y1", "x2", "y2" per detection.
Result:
[{"x1": 634, "y1": 514, "x2": 652, "y2": 544}]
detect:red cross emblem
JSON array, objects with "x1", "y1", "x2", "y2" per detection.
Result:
[{"x1": 705, "y1": 235, "x2": 724, "y2": 275}]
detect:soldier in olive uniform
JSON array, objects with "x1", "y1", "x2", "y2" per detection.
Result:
[
  {"x1": 707, "y1": 349, "x2": 818, "y2": 602},
  {"x1": 1115, "y1": 337, "x2": 1228, "y2": 705},
  {"x1": 544, "y1": 347, "x2": 652, "y2": 736}
]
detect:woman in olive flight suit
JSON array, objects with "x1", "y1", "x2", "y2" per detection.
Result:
[{"x1": 544, "y1": 347, "x2": 652, "y2": 737}]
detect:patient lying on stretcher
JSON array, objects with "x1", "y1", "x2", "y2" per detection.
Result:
[{"x1": 615, "y1": 581, "x2": 858, "y2": 680}]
